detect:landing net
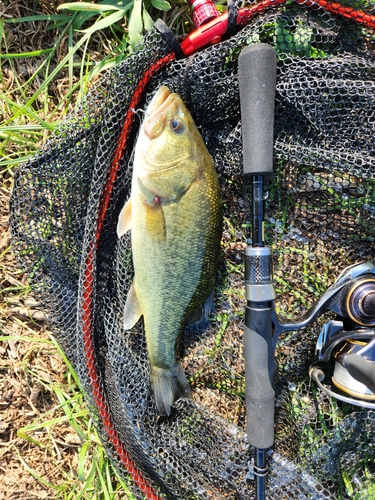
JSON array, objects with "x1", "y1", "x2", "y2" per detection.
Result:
[{"x1": 10, "y1": 1, "x2": 375, "y2": 498}]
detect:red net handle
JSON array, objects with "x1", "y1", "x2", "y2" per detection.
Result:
[{"x1": 181, "y1": 0, "x2": 375, "y2": 55}]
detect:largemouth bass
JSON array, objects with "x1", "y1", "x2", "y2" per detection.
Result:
[{"x1": 117, "y1": 86, "x2": 222, "y2": 416}]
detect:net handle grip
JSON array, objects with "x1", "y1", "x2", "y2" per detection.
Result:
[{"x1": 238, "y1": 43, "x2": 276, "y2": 176}]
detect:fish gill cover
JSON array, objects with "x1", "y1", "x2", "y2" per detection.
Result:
[{"x1": 9, "y1": 0, "x2": 375, "y2": 498}]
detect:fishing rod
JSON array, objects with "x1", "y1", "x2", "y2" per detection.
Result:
[
  {"x1": 238, "y1": 42, "x2": 375, "y2": 500},
  {"x1": 239, "y1": 43, "x2": 277, "y2": 500}
]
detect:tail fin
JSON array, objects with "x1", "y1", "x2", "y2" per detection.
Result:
[{"x1": 150, "y1": 362, "x2": 192, "y2": 416}]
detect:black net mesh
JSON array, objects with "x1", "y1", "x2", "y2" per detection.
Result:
[{"x1": 9, "y1": 1, "x2": 375, "y2": 498}]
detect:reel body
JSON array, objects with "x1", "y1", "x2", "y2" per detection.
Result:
[{"x1": 276, "y1": 262, "x2": 375, "y2": 406}]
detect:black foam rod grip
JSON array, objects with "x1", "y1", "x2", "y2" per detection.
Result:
[
  {"x1": 244, "y1": 307, "x2": 276, "y2": 449},
  {"x1": 238, "y1": 43, "x2": 276, "y2": 176},
  {"x1": 343, "y1": 354, "x2": 375, "y2": 394}
]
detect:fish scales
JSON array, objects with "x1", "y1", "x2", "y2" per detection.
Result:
[
  {"x1": 133, "y1": 159, "x2": 221, "y2": 364},
  {"x1": 117, "y1": 86, "x2": 222, "y2": 416}
]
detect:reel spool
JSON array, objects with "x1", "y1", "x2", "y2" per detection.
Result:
[{"x1": 273, "y1": 262, "x2": 375, "y2": 407}]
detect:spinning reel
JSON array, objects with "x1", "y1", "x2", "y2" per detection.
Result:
[
  {"x1": 273, "y1": 262, "x2": 375, "y2": 407},
  {"x1": 311, "y1": 263, "x2": 375, "y2": 406}
]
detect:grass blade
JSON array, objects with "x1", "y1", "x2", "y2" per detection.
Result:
[
  {"x1": 0, "y1": 48, "x2": 53, "y2": 58},
  {"x1": 128, "y1": 0, "x2": 143, "y2": 46},
  {"x1": 2, "y1": 14, "x2": 72, "y2": 24},
  {"x1": 59, "y1": 2, "x2": 123, "y2": 12},
  {"x1": 82, "y1": 9, "x2": 129, "y2": 35},
  {"x1": 15, "y1": 448, "x2": 62, "y2": 491}
]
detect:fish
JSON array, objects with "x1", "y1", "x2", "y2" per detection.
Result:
[{"x1": 117, "y1": 86, "x2": 222, "y2": 416}]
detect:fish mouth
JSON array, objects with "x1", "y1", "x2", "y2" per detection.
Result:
[{"x1": 143, "y1": 86, "x2": 178, "y2": 139}]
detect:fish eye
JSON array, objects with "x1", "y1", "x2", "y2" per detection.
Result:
[{"x1": 170, "y1": 117, "x2": 184, "y2": 134}]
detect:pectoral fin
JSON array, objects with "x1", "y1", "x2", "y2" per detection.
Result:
[
  {"x1": 145, "y1": 202, "x2": 166, "y2": 242},
  {"x1": 123, "y1": 281, "x2": 143, "y2": 330},
  {"x1": 117, "y1": 199, "x2": 132, "y2": 237}
]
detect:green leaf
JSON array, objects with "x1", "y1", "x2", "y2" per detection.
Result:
[
  {"x1": 0, "y1": 49, "x2": 52, "y2": 58},
  {"x1": 98, "y1": 0, "x2": 134, "y2": 6},
  {"x1": 16, "y1": 448, "x2": 60, "y2": 490},
  {"x1": 77, "y1": 441, "x2": 92, "y2": 480},
  {"x1": 0, "y1": 19, "x2": 4, "y2": 51},
  {"x1": 1, "y1": 93, "x2": 56, "y2": 130},
  {"x1": 68, "y1": 22, "x2": 74, "y2": 91},
  {"x1": 142, "y1": 6, "x2": 154, "y2": 32},
  {"x1": 0, "y1": 124, "x2": 50, "y2": 132},
  {"x1": 150, "y1": 0, "x2": 171, "y2": 12},
  {"x1": 128, "y1": 0, "x2": 143, "y2": 46},
  {"x1": 72, "y1": 11, "x2": 98, "y2": 30},
  {"x1": 2, "y1": 14, "x2": 71, "y2": 23}
]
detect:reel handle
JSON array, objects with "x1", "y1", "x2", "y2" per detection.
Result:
[{"x1": 343, "y1": 354, "x2": 375, "y2": 394}]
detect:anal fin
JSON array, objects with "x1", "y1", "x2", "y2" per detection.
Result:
[{"x1": 185, "y1": 291, "x2": 214, "y2": 335}]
